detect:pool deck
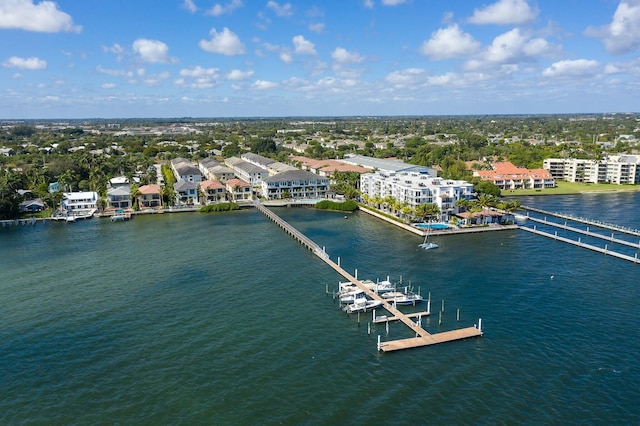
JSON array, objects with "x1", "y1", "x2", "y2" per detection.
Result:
[{"x1": 358, "y1": 205, "x2": 519, "y2": 236}]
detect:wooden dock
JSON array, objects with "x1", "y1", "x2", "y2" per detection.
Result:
[{"x1": 254, "y1": 201, "x2": 483, "y2": 352}]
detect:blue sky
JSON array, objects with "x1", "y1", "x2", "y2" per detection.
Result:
[{"x1": 1, "y1": 0, "x2": 640, "y2": 119}]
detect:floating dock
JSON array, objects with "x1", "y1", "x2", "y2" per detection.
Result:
[{"x1": 254, "y1": 201, "x2": 483, "y2": 352}]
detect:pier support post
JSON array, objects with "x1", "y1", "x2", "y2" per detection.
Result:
[
  {"x1": 386, "y1": 321, "x2": 389, "y2": 335},
  {"x1": 438, "y1": 311, "x2": 442, "y2": 326},
  {"x1": 368, "y1": 323, "x2": 370, "y2": 335},
  {"x1": 441, "y1": 299, "x2": 445, "y2": 313},
  {"x1": 337, "y1": 256, "x2": 341, "y2": 267},
  {"x1": 377, "y1": 335, "x2": 381, "y2": 351},
  {"x1": 355, "y1": 269, "x2": 358, "y2": 280},
  {"x1": 478, "y1": 318, "x2": 482, "y2": 332},
  {"x1": 457, "y1": 308, "x2": 460, "y2": 322}
]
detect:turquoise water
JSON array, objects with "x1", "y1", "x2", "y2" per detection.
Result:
[
  {"x1": 1, "y1": 193, "x2": 639, "y2": 424},
  {"x1": 414, "y1": 223, "x2": 450, "y2": 230}
]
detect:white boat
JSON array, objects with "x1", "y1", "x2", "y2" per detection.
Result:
[
  {"x1": 65, "y1": 215, "x2": 76, "y2": 223},
  {"x1": 343, "y1": 297, "x2": 383, "y2": 313},
  {"x1": 419, "y1": 229, "x2": 438, "y2": 250},
  {"x1": 338, "y1": 278, "x2": 395, "y2": 296},
  {"x1": 514, "y1": 213, "x2": 528, "y2": 224},
  {"x1": 382, "y1": 288, "x2": 424, "y2": 305},
  {"x1": 339, "y1": 289, "x2": 366, "y2": 304}
]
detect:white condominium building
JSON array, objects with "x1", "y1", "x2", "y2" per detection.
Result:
[
  {"x1": 543, "y1": 155, "x2": 640, "y2": 184},
  {"x1": 360, "y1": 170, "x2": 474, "y2": 221}
]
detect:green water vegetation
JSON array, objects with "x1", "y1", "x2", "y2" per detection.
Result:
[
  {"x1": 314, "y1": 199, "x2": 359, "y2": 211},
  {"x1": 200, "y1": 203, "x2": 239, "y2": 212}
]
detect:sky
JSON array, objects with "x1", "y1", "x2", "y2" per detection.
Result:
[{"x1": 1, "y1": 0, "x2": 640, "y2": 119}]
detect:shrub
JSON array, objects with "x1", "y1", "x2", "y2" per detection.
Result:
[
  {"x1": 200, "y1": 203, "x2": 240, "y2": 212},
  {"x1": 314, "y1": 200, "x2": 359, "y2": 211}
]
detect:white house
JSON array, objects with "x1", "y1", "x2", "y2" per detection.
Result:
[{"x1": 62, "y1": 191, "x2": 99, "y2": 212}]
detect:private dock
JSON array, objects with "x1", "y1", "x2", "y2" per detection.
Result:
[
  {"x1": 520, "y1": 226, "x2": 640, "y2": 264},
  {"x1": 525, "y1": 216, "x2": 640, "y2": 249},
  {"x1": 254, "y1": 201, "x2": 483, "y2": 352},
  {"x1": 521, "y1": 206, "x2": 640, "y2": 237}
]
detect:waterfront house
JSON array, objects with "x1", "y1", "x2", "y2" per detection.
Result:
[
  {"x1": 174, "y1": 179, "x2": 199, "y2": 205},
  {"x1": 107, "y1": 185, "x2": 132, "y2": 210},
  {"x1": 225, "y1": 178, "x2": 252, "y2": 202},
  {"x1": 19, "y1": 198, "x2": 45, "y2": 212},
  {"x1": 225, "y1": 157, "x2": 268, "y2": 187},
  {"x1": 137, "y1": 184, "x2": 162, "y2": 209},
  {"x1": 62, "y1": 191, "x2": 99, "y2": 212},
  {"x1": 200, "y1": 180, "x2": 227, "y2": 204}
]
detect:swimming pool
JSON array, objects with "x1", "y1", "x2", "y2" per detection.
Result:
[{"x1": 414, "y1": 223, "x2": 450, "y2": 230}]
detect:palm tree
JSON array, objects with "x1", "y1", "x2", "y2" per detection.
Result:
[{"x1": 130, "y1": 184, "x2": 141, "y2": 211}]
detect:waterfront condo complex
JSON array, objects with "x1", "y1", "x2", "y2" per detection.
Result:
[{"x1": 543, "y1": 155, "x2": 640, "y2": 185}]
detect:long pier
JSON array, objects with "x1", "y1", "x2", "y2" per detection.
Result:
[
  {"x1": 525, "y1": 217, "x2": 640, "y2": 249},
  {"x1": 521, "y1": 206, "x2": 640, "y2": 237},
  {"x1": 520, "y1": 226, "x2": 640, "y2": 264},
  {"x1": 253, "y1": 201, "x2": 483, "y2": 352}
]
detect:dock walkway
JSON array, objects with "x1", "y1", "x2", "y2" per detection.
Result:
[
  {"x1": 522, "y1": 206, "x2": 640, "y2": 237},
  {"x1": 525, "y1": 217, "x2": 640, "y2": 249},
  {"x1": 254, "y1": 201, "x2": 483, "y2": 352},
  {"x1": 520, "y1": 226, "x2": 640, "y2": 264}
]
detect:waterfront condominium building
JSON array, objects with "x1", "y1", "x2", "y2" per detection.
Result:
[
  {"x1": 543, "y1": 155, "x2": 640, "y2": 184},
  {"x1": 473, "y1": 161, "x2": 556, "y2": 190},
  {"x1": 359, "y1": 170, "x2": 474, "y2": 222},
  {"x1": 261, "y1": 170, "x2": 330, "y2": 200}
]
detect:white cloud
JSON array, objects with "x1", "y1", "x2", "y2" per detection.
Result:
[
  {"x1": 0, "y1": 0, "x2": 81, "y2": 33},
  {"x1": 132, "y1": 39, "x2": 177, "y2": 64},
  {"x1": 252, "y1": 80, "x2": 278, "y2": 90},
  {"x1": 381, "y1": 0, "x2": 408, "y2": 5},
  {"x1": 279, "y1": 50, "x2": 294, "y2": 64},
  {"x1": 427, "y1": 72, "x2": 458, "y2": 87},
  {"x1": 542, "y1": 59, "x2": 600, "y2": 78},
  {"x1": 176, "y1": 66, "x2": 220, "y2": 89},
  {"x1": 101, "y1": 83, "x2": 117, "y2": 89},
  {"x1": 599, "y1": 0, "x2": 640, "y2": 55},
  {"x1": 179, "y1": 66, "x2": 220, "y2": 78},
  {"x1": 267, "y1": 1, "x2": 293, "y2": 17},
  {"x1": 182, "y1": 0, "x2": 198, "y2": 13},
  {"x1": 142, "y1": 71, "x2": 170, "y2": 87},
  {"x1": 2, "y1": 56, "x2": 47, "y2": 70},
  {"x1": 293, "y1": 35, "x2": 317, "y2": 55},
  {"x1": 206, "y1": 0, "x2": 243, "y2": 16},
  {"x1": 331, "y1": 47, "x2": 365, "y2": 64},
  {"x1": 96, "y1": 66, "x2": 131, "y2": 77},
  {"x1": 227, "y1": 69, "x2": 254, "y2": 80},
  {"x1": 468, "y1": 0, "x2": 537, "y2": 25},
  {"x1": 385, "y1": 68, "x2": 426, "y2": 86},
  {"x1": 465, "y1": 28, "x2": 552, "y2": 70},
  {"x1": 419, "y1": 25, "x2": 480, "y2": 60},
  {"x1": 363, "y1": 0, "x2": 374, "y2": 9},
  {"x1": 103, "y1": 43, "x2": 125, "y2": 62},
  {"x1": 309, "y1": 22, "x2": 325, "y2": 33},
  {"x1": 199, "y1": 27, "x2": 246, "y2": 56}
]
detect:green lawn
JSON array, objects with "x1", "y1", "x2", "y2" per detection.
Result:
[{"x1": 504, "y1": 181, "x2": 640, "y2": 196}]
